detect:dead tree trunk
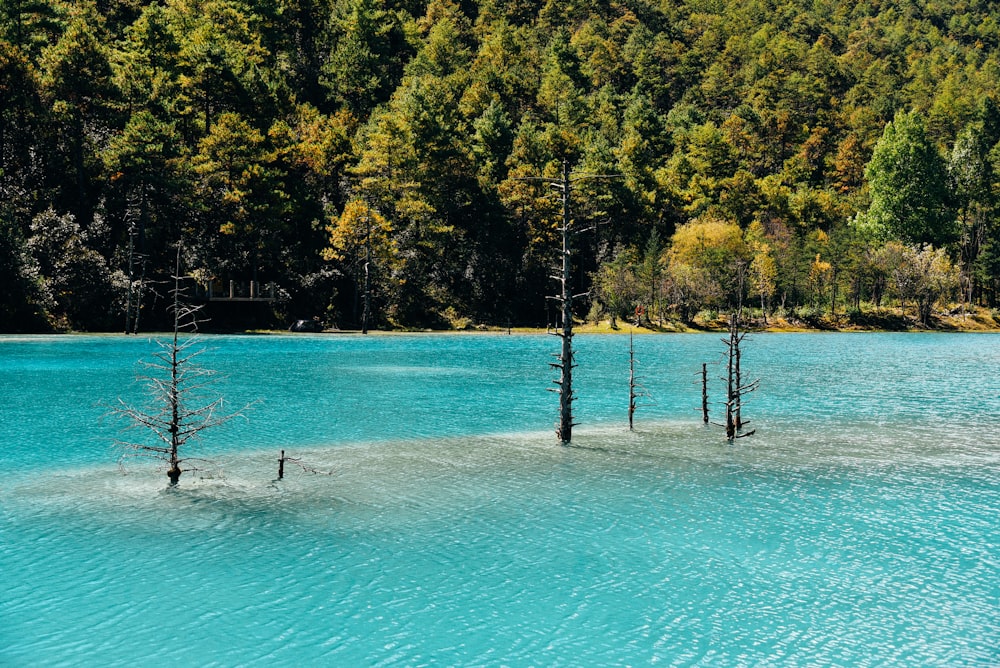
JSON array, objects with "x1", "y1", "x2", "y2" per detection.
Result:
[
  {"x1": 628, "y1": 328, "x2": 638, "y2": 430},
  {"x1": 627, "y1": 322, "x2": 653, "y2": 430},
  {"x1": 164, "y1": 246, "x2": 194, "y2": 484},
  {"x1": 733, "y1": 315, "x2": 743, "y2": 430},
  {"x1": 276, "y1": 450, "x2": 333, "y2": 480},
  {"x1": 550, "y1": 160, "x2": 576, "y2": 443},
  {"x1": 123, "y1": 199, "x2": 147, "y2": 335},
  {"x1": 113, "y1": 244, "x2": 248, "y2": 486},
  {"x1": 701, "y1": 362, "x2": 709, "y2": 424},
  {"x1": 725, "y1": 313, "x2": 738, "y2": 440},
  {"x1": 361, "y1": 203, "x2": 372, "y2": 335},
  {"x1": 722, "y1": 308, "x2": 759, "y2": 442},
  {"x1": 520, "y1": 160, "x2": 621, "y2": 444}
]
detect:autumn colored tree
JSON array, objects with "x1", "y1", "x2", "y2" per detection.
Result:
[
  {"x1": 2, "y1": 0, "x2": 1000, "y2": 331},
  {"x1": 744, "y1": 220, "x2": 776, "y2": 320},
  {"x1": 591, "y1": 245, "x2": 639, "y2": 328},
  {"x1": 665, "y1": 214, "x2": 747, "y2": 311},
  {"x1": 188, "y1": 111, "x2": 287, "y2": 285},
  {"x1": 324, "y1": 197, "x2": 396, "y2": 329},
  {"x1": 170, "y1": 0, "x2": 272, "y2": 138},
  {"x1": 879, "y1": 242, "x2": 961, "y2": 326}
]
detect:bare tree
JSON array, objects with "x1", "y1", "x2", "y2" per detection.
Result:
[
  {"x1": 721, "y1": 306, "x2": 759, "y2": 441},
  {"x1": 112, "y1": 246, "x2": 247, "y2": 485},
  {"x1": 520, "y1": 160, "x2": 620, "y2": 443},
  {"x1": 628, "y1": 322, "x2": 652, "y2": 430},
  {"x1": 705, "y1": 265, "x2": 759, "y2": 441},
  {"x1": 123, "y1": 194, "x2": 147, "y2": 335},
  {"x1": 548, "y1": 160, "x2": 580, "y2": 443},
  {"x1": 700, "y1": 362, "x2": 709, "y2": 424}
]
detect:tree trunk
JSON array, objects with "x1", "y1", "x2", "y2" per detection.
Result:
[
  {"x1": 556, "y1": 166, "x2": 574, "y2": 443},
  {"x1": 701, "y1": 362, "x2": 709, "y2": 424},
  {"x1": 628, "y1": 336, "x2": 636, "y2": 430}
]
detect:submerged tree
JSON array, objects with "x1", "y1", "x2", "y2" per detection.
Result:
[
  {"x1": 113, "y1": 246, "x2": 245, "y2": 485},
  {"x1": 719, "y1": 269, "x2": 758, "y2": 441},
  {"x1": 627, "y1": 320, "x2": 651, "y2": 430},
  {"x1": 520, "y1": 159, "x2": 620, "y2": 443},
  {"x1": 276, "y1": 449, "x2": 334, "y2": 480},
  {"x1": 722, "y1": 306, "x2": 759, "y2": 441},
  {"x1": 699, "y1": 362, "x2": 709, "y2": 424},
  {"x1": 548, "y1": 160, "x2": 579, "y2": 443}
]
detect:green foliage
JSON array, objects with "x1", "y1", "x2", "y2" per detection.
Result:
[
  {"x1": 0, "y1": 207, "x2": 48, "y2": 329},
  {"x1": 38, "y1": 6, "x2": 118, "y2": 222},
  {"x1": 26, "y1": 208, "x2": 121, "y2": 329},
  {"x1": 320, "y1": 0, "x2": 410, "y2": 115},
  {"x1": 591, "y1": 245, "x2": 639, "y2": 327},
  {"x1": 860, "y1": 110, "x2": 956, "y2": 246},
  {"x1": 0, "y1": 0, "x2": 66, "y2": 60},
  {"x1": 2, "y1": 0, "x2": 1000, "y2": 331}
]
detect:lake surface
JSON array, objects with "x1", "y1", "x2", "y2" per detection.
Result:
[{"x1": 1, "y1": 332, "x2": 998, "y2": 666}]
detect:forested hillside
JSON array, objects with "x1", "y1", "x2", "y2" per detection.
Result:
[{"x1": 1, "y1": 0, "x2": 999, "y2": 331}]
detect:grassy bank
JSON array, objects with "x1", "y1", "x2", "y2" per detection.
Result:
[{"x1": 571, "y1": 305, "x2": 1000, "y2": 334}]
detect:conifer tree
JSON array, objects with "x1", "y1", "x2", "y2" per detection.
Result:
[{"x1": 862, "y1": 111, "x2": 955, "y2": 247}]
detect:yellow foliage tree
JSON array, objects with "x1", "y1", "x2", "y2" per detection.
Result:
[
  {"x1": 807, "y1": 253, "x2": 833, "y2": 309},
  {"x1": 745, "y1": 220, "x2": 776, "y2": 320},
  {"x1": 665, "y1": 215, "x2": 747, "y2": 311},
  {"x1": 326, "y1": 199, "x2": 396, "y2": 262},
  {"x1": 325, "y1": 199, "x2": 398, "y2": 329}
]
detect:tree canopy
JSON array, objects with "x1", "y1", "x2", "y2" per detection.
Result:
[{"x1": 1, "y1": 0, "x2": 999, "y2": 331}]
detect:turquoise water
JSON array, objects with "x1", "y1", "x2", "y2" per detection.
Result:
[{"x1": 1, "y1": 332, "x2": 998, "y2": 666}]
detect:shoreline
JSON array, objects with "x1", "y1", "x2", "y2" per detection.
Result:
[
  {"x1": 4, "y1": 306, "x2": 999, "y2": 337},
  {"x1": 323, "y1": 306, "x2": 1000, "y2": 335},
  {"x1": 573, "y1": 308, "x2": 1000, "y2": 335}
]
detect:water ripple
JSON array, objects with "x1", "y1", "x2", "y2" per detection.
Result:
[{"x1": 2, "y1": 335, "x2": 1000, "y2": 666}]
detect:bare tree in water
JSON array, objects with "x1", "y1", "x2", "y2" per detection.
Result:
[
  {"x1": 113, "y1": 246, "x2": 247, "y2": 485},
  {"x1": 721, "y1": 267, "x2": 759, "y2": 441},
  {"x1": 628, "y1": 316, "x2": 652, "y2": 430},
  {"x1": 520, "y1": 160, "x2": 620, "y2": 443}
]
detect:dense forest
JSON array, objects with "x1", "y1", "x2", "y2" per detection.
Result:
[{"x1": 1, "y1": 0, "x2": 999, "y2": 332}]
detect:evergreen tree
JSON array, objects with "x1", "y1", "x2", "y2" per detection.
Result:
[{"x1": 861, "y1": 110, "x2": 955, "y2": 247}]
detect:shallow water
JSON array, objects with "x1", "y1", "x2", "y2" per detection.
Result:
[{"x1": 1, "y1": 332, "x2": 998, "y2": 666}]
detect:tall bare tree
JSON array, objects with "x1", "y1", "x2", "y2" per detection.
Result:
[
  {"x1": 627, "y1": 321, "x2": 652, "y2": 430},
  {"x1": 721, "y1": 273, "x2": 758, "y2": 441},
  {"x1": 520, "y1": 160, "x2": 620, "y2": 443},
  {"x1": 113, "y1": 245, "x2": 246, "y2": 485}
]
